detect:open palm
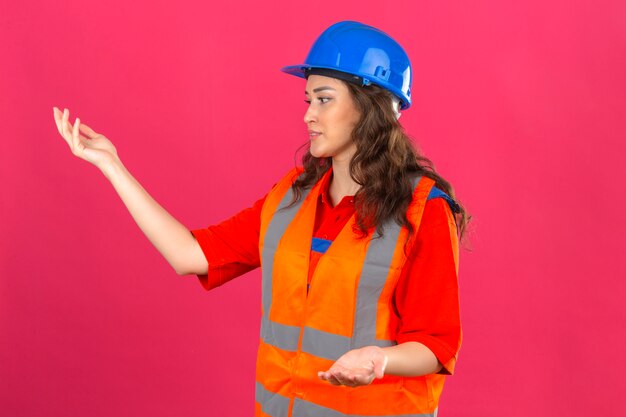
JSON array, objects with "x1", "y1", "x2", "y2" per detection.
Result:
[
  {"x1": 53, "y1": 107, "x2": 119, "y2": 169},
  {"x1": 318, "y1": 346, "x2": 388, "y2": 388}
]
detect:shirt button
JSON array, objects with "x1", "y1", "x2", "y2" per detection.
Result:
[{"x1": 323, "y1": 234, "x2": 328, "y2": 239}]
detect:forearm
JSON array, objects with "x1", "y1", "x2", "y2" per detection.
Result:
[
  {"x1": 382, "y1": 342, "x2": 442, "y2": 377},
  {"x1": 101, "y1": 158, "x2": 207, "y2": 275}
]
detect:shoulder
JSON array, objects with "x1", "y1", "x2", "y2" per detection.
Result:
[
  {"x1": 408, "y1": 176, "x2": 460, "y2": 213},
  {"x1": 266, "y1": 166, "x2": 304, "y2": 195},
  {"x1": 422, "y1": 197, "x2": 457, "y2": 230},
  {"x1": 426, "y1": 187, "x2": 461, "y2": 214},
  {"x1": 409, "y1": 180, "x2": 460, "y2": 232},
  {"x1": 289, "y1": 166, "x2": 305, "y2": 181}
]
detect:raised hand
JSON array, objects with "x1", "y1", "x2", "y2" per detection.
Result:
[
  {"x1": 318, "y1": 346, "x2": 388, "y2": 388},
  {"x1": 51, "y1": 106, "x2": 209, "y2": 276},
  {"x1": 53, "y1": 107, "x2": 119, "y2": 171}
]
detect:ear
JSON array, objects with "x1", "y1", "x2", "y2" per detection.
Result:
[{"x1": 391, "y1": 97, "x2": 402, "y2": 120}]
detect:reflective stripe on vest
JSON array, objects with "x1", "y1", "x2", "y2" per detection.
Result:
[
  {"x1": 256, "y1": 382, "x2": 438, "y2": 417},
  {"x1": 256, "y1": 382, "x2": 290, "y2": 417},
  {"x1": 260, "y1": 180, "x2": 311, "y2": 350}
]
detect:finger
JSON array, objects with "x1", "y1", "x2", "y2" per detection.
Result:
[
  {"x1": 61, "y1": 123, "x2": 88, "y2": 144},
  {"x1": 53, "y1": 107, "x2": 62, "y2": 134},
  {"x1": 327, "y1": 374, "x2": 342, "y2": 386},
  {"x1": 55, "y1": 107, "x2": 70, "y2": 137},
  {"x1": 79, "y1": 122, "x2": 100, "y2": 139},
  {"x1": 318, "y1": 370, "x2": 340, "y2": 385},
  {"x1": 73, "y1": 117, "x2": 82, "y2": 151},
  {"x1": 331, "y1": 370, "x2": 355, "y2": 387},
  {"x1": 338, "y1": 368, "x2": 372, "y2": 387},
  {"x1": 62, "y1": 108, "x2": 71, "y2": 138},
  {"x1": 342, "y1": 369, "x2": 371, "y2": 387},
  {"x1": 61, "y1": 111, "x2": 82, "y2": 153},
  {"x1": 55, "y1": 109, "x2": 73, "y2": 149},
  {"x1": 353, "y1": 373, "x2": 373, "y2": 386}
]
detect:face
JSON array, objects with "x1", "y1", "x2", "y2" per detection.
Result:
[{"x1": 304, "y1": 75, "x2": 361, "y2": 162}]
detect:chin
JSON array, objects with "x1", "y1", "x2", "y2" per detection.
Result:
[{"x1": 309, "y1": 146, "x2": 329, "y2": 159}]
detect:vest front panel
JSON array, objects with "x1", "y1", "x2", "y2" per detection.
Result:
[{"x1": 256, "y1": 168, "x2": 441, "y2": 417}]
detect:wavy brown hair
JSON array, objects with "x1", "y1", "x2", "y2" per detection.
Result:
[{"x1": 290, "y1": 81, "x2": 470, "y2": 242}]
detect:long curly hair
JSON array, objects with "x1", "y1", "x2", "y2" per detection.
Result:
[{"x1": 290, "y1": 81, "x2": 470, "y2": 242}]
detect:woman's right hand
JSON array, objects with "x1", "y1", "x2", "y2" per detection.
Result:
[{"x1": 53, "y1": 107, "x2": 120, "y2": 171}]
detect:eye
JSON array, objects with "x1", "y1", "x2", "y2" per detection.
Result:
[{"x1": 303, "y1": 97, "x2": 332, "y2": 105}]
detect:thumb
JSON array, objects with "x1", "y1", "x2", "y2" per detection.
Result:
[{"x1": 79, "y1": 122, "x2": 100, "y2": 139}]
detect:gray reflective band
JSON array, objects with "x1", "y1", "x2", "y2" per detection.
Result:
[
  {"x1": 301, "y1": 325, "x2": 351, "y2": 360},
  {"x1": 302, "y1": 325, "x2": 393, "y2": 361},
  {"x1": 257, "y1": 384, "x2": 438, "y2": 417},
  {"x1": 256, "y1": 382, "x2": 290, "y2": 417},
  {"x1": 262, "y1": 318, "x2": 394, "y2": 360},
  {"x1": 351, "y1": 219, "x2": 403, "y2": 348},
  {"x1": 261, "y1": 316, "x2": 300, "y2": 351},
  {"x1": 348, "y1": 175, "x2": 422, "y2": 349},
  {"x1": 261, "y1": 183, "x2": 303, "y2": 312},
  {"x1": 260, "y1": 182, "x2": 311, "y2": 344},
  {"x1": 351, "y1": 176, "x2": 422, "y2": 348},
  {"x1": 293, "y1": 398, "x2": 437, "y2": 417}
]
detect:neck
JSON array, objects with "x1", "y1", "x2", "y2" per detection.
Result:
[{"x1": 329, "y1": 157, "x2": 360, "y2": 206}]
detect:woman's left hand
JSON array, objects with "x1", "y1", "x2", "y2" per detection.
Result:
[{"x1": 318, "y1": 346, "x2": 388, "y2": 387}]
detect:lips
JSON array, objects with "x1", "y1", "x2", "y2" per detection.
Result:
[{"x1": 308, "y1": 130, "x2": 321, "y2": 139}]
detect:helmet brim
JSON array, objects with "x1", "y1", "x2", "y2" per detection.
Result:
[{"x1": 280, "y1": 65, "x2": 307, "y2": 78}]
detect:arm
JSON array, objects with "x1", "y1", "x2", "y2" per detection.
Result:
[
  {"x1": 382, "y1": 342, "x2": 442, "y2": 376},
  {"x1": 103, "y1": 160, "x2": 207, "y2": 275},
  {"x1": 53, "y1": 107, "x2": 207, "y2": 276}
]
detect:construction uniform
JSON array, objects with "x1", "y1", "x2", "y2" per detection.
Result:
[{"x1": 191, "y1": 167, "x2": 461, "y2": 416}]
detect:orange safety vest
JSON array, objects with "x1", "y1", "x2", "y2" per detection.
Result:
[{"x1": 256, "y1": 167, "x2": 446, "y2": 417}]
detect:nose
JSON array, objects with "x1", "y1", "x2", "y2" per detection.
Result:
[{"x1": 303, "y1": 102, "x2": 317, "y2": 124}]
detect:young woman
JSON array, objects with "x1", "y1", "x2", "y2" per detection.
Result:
[{"x1": 53, "y1": 21, "x2": 467, "y2": 417}]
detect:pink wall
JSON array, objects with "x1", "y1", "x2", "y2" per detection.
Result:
[{"x1": 1, "y1": 1, "x2": 625, "y2": 416}]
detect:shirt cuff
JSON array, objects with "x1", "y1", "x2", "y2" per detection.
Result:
[{"x1": 189, "y1": 228, "x2": 238, "y2": 291}]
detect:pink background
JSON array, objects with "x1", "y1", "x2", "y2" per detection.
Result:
[{"x1": 1, "y1": 0, "x2": 625, "y2": 416}]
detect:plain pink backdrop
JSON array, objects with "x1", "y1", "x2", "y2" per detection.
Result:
[{"x1": 1, "y1": 0, "x2": 625, "y2": 416}]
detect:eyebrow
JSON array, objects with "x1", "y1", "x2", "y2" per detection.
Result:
[{"x1": 304, "y1": 86, "x2": 337, "y2": 95}]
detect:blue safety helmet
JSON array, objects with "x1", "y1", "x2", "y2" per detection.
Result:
[{"x1": 281, "y1": 21, "x2": 413, "y2": 110}]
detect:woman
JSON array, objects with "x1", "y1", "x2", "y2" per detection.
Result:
[{"x1": 53, "y1": 21, "x2": 467, "y2": 417}]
